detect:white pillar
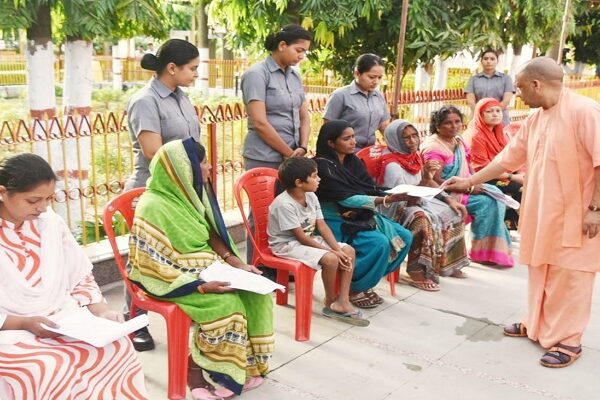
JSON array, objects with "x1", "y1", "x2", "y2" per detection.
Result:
[{"x1": 112, "y1": 45, "x2": 123, "y2": 91}]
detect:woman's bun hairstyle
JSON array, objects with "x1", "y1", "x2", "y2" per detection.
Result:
[
  {"x1": 264, "y1": 24, "x2": 312, "y2": 52},
  {"x1": 140, "y1": 39, "x2": 199, "y2": 75}
]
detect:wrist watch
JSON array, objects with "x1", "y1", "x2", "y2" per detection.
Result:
[{"x1": 589, "y1": 204, "x2": 600, "y2": 212}]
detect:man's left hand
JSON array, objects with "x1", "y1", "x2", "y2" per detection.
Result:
[{"x1": 583, "y1": 210, "x2": 600, "y2": 239}]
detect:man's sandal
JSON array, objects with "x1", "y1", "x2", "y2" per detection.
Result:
[
  {"x1": 503, "y1": 322, "x2": 527, "y2": 337},
  {"x1": 349, "y1": 291, "x2": 379, "y2": 309},
  {"x1": 540, "y1": 344, "x2": 582, "y2": 368}
]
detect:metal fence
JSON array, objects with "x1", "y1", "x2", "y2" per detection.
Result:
[{"x1": 1, "y1": 80, "x2": 599, "y2": 245}]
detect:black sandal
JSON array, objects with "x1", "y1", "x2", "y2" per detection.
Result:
[{"x1": 503, "y1": 322, "x2": 527, "y2": 337}]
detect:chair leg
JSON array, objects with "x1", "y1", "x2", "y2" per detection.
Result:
[
  {"x1": 388, "y1": 271, "x2": 398, "y2": 297},
  {"x1": 165, "y1": 309, "x2": 191, "y2": 400},
  {"x1": 294, "y1": 268, "x2": 315, "y2": 342},
  {"x1": 276, "y1": 269, "x2": 290, "y2": 305}
]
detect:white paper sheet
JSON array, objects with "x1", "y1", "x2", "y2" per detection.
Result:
[
  {"x1": 42, "y1": 307, "x2": 149, "y2": 347},
  {"x1": 481, "y1": 186, "x2": 521, "y2": 209},
  {"x1": 200, "y1": 261, "x2": 286, "y2": 295},
  {"x1": 385, "y1": 184, "x2": 442, "y2": 199}
]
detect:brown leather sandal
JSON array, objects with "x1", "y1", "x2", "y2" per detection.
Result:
[
  {"x1": 540, "y1": 344, "x2": 582, "y2": 368},
  {"x1": 349, "y1": 291, "x2": 379, "y2": 309}
]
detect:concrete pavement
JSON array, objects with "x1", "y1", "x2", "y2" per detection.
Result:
[{"x1": 102, "y1": 238, "x2": 600, "y2": 400}]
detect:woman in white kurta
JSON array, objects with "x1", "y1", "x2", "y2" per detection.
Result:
[{"x1": 0, "y1": 153, "x2": 147, "y2": 400}]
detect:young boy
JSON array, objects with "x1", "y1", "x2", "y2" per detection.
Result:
[{"x1": 268, "y1": 157, "x2": 368, "y2": 326}]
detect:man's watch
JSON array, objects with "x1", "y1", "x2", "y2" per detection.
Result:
[{"x1": 589, "y1": 204, "x2": 600, "y2": 212}]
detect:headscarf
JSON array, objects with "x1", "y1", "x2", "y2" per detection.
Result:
[
  {"x1": 128, "y1": 137, "x2": 238, "y2": 298},
  {"x1": 315, "y1": 119, "x2": 385, "y2": 202},
  {"x1": 382, "y1": 119, "x2": 423, "y2": 176},
  {"x1": 463, "y1": 98, "x2": 508, "y2": 171}
]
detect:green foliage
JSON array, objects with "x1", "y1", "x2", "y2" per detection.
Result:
[
  {"x1": 165, "y1": 2, "x2": 192, "y2": 31},
  {"x1": 570, "y1": 2, "x2": 600, "y2": 64}
]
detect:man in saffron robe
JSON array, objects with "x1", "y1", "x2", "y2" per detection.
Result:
[{"x1": 445, "y1": 57, "x2": 600, "y2": 368}]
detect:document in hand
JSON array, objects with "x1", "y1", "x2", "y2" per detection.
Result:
[
  {"x1": 200, "y1": 261, "x2": 286, "y2": 295},
  {"x1": 43, "y1": 307, "x2": 149, "y2": 347},
  {"x1": 385, "y1": 184, "x2": 442, "y2": 199},
  {"x1": 481, "y1": 186, "x2": 520, "y2": 209}
]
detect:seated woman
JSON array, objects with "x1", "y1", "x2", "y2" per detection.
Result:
[
  {"x1": 421, "y1": 106, "x2": 514, "y2": 268},
  {"x1": 368, "y1": 119, "x2": 470, "y2": 291},
  {"x1": 0, "y1": 154, "x2": 147, "y2": 400},
  {"x1": 128, "y1": 138, "x2": 273, "y2": 400},
  {"x1": 314, "y1": 120, "x2": 413, "y2": 309},
  {"x1": 463, "y1": 97, "x2": 523, "y2": 230}
]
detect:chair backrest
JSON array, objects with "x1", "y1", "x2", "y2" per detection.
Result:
[
  {"x1": 234, "y1": 168, "x2": 279, "y2": 264},
  {"x1": 102, "y1": 187, "x2": 146, "y2": 295},
  {"x1": 355, "y1": 144, "x2": 387, "y2": 179}
]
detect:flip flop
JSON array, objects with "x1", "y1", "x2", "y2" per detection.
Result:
[
  {"x1": 191, "y1": 387, "x2": 223, "y2": 400},
  {"x1": 322, "y1": 307, "x2": 370, "y2": 327}
]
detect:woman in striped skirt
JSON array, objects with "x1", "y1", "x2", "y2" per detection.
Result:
[{"x1": 0, "y1": 153, "x2": 147, "y2": 400}]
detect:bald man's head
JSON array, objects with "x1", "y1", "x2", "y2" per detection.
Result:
[{"x1": 517, "y1": 56, "x2": 564, "y2": 83}]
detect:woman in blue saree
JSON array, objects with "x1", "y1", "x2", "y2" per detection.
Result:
[
  {"x1": 315, "y1": 120, "x2": 412, "y2": 309},
  {"x1": 421, "y1": 106, "x2": 513, "y2": 268}
]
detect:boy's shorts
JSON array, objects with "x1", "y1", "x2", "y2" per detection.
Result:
[{"x1": 270, "y1": 236, "x2": 350, "y2": 270}]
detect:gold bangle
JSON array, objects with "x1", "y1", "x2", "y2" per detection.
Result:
[
  {"x1": 221, "y1": 251, "x2": 232, "y2": 260},
  {"x1": 468, "y1": 186, "x2": 474, "y2": 194},
  {"x1": 382, "y1": 195, "x2": 391, "y2": 208},
  {"x1": 198, "y1": 284, "x2": 205, "y2": 294}
]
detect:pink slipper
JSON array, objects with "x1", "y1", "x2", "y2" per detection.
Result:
[
  {"x1": 191, "y1": 387, "x2": 223, "y2": 400},
  {"x1": 213, "y1": 377, "x2": 265, "y2": 398}
]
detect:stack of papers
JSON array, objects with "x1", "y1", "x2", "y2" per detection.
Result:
[
  {"x1": 200, "y1": 261, "x2": 286, "y2": 295},
  {"x1": 43, "y1": 307, "x2": 149, "y2": 347},
  {"x1": 385, "y1": 184, "x2": 442, "y2": 199}
]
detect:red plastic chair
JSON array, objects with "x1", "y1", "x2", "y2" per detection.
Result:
[
  {"x1": 103, "y1": 187, "x2": 192, "y2": 400},
  {"x1": 234, "y1": 168, "x2": 317, "y2": 341}
]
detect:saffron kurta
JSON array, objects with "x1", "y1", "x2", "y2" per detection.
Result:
[
  {"x1": 495, "y1": 88, "x2": 600, "y2": 271},
  {"x1": 0, "y1": 211, "x2": 147, "y2": 400}
]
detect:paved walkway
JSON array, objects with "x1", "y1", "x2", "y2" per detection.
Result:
[{"x1": 103, "y1": 238, "x2": 600, "y2": 400}]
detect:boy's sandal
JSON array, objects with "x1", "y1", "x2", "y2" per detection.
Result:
[
  {"x1": 540, "y1": 345, "x2": 582, "y2": 368},
  {"x1": 365, "y1": 288, "x2": 384, "y2": 304},
  {"x1": 503, "y1": 322, "x2": 528, "y2": 337},
  {"x1": 321, "y1": 307, "x2": 370, "y2": 327},
  {"x1": 349, "y1": 292, "x2": 379, "y2": 309}
]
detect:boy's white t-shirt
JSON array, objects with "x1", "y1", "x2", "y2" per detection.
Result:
[{"x1": 267, "y1": 191, "x2": 323, "y2": 247}]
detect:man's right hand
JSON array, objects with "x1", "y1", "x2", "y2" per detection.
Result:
[
  {"x1": 442, "y1": 176, "x2": 472, "y2": 192},
  {"x1": 199, "y1": 281, "x2": 234, "y2": 294}
]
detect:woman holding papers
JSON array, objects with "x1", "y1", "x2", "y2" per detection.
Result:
[
  {"x1": 0, "y1": 154, "x2": 147, "y2": 400},
  {"x1": 128, "y1": 138, "x2": 273, "y2": 400},
  {"x1": 370, "y1": 119, "x2": 470, "y2": 290},
  {"x1": 421, "y1": 106, "x2": 514, "y2": 268},
  {"x1": 463, "y1": 97, "x2": 523, "y2": 230},
  {"x1": 315, "y1": 120, "x2": 412, "y2": 309}
]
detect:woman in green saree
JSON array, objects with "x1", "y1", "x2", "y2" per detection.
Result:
[{"x1": 128, "y1": 138, "x2": 273, "y2": 400}]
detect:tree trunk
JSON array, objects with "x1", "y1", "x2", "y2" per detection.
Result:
[
  {"x1": 509, "y1": 43, "x2": 524, "y2": 78},
  {"x1": 62, "y1": 38, "x2": 93, "y2": 233},
  {"x1": 432, "y1": 56, "x2": 448, "y2": 90},
  {"x1": 194, "y1": 0, "x2": 210, "y2": 95},
  {"x1": 27, "y1": 3, "x2": 55, "y2": 120}
]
